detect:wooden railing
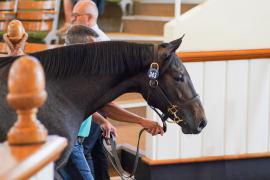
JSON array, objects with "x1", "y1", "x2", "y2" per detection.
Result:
[
  {"x1": 0, "y1": 56, "x2": 67, "y2": 180},
  {"x1": 119, "y1": 144, "x2": 270, "y2": 180},
  {"x1": 0, "y1": 136, "x2": 67, "y2": 180},
  {"x1": 142, "y1": 152, "x2": 270, "y2": 165},
  {"x1": 2, "y1": 43, "x2": 269, "y2": 62},
  {"x1": 178, "y1": 48, "x2": 270, "y2": 62}
]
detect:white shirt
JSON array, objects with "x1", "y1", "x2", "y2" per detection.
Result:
[{"x1": 92, "y1": 24, "x2": 110, "y2": 41}]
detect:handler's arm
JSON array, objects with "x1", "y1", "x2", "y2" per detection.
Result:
[
  {"x1": 92, "y1": 112, "x2": 117, "y2": 138},
  {"x1": 101, "y1": 102, "x2": 164, "y2": 135}
]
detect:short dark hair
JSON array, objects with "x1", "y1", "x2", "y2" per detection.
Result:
[{"x1": 65, "y1": 25, "x2": 99, "y2": 45}]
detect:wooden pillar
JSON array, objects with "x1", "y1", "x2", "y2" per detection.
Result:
[{"x1": 7, "y1": 55, "x2": 48, "y2": 145}]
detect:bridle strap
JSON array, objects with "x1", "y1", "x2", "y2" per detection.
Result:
[
  {"x1": 146, "y1": 44, "x2": 199, "y2": 125},
  {"x1": 147, "y1": 82, "x2": 199, "y2": 125}
]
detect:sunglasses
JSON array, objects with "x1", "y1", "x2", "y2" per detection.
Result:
[{"x1": 71, "y1": 13, "x2": 92, "y2": 18}]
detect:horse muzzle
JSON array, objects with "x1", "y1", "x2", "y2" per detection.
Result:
[
  {"x1": 198, "y1": 118, "x2": 207, "y2": 131},
  {"x1": 178, "y1": 116, "x2": 207, "y2": 134}
]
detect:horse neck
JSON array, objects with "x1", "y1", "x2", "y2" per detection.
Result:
[
  {"x1": 49, "y1": 73, "x2": 136, "y2": 117},
  {"x1": 90, "y1": 76, "x2": 140, "y2": 112},
  {"x1": 90, "y1": 64, "x2": 152, "y2": 111}
]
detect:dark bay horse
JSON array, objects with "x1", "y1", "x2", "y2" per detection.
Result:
[{"x1": 0, "y1": 38, "x2": 206, "y2": 168}]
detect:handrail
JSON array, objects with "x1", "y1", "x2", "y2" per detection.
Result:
[
  {"x1": 1, "y1": 44, "x2": 269, "y2": 62},
  {"x1": 178, "y1": 48, "x2": 270, "y2": 62},
  {"x1": 142, "y1": 152, "x2": 270, "y2": 166},
  {"x1": 0, "y1": 136, "x2": 67, "y2": 180}
]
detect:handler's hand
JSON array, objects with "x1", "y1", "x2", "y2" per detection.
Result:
[
  {"x1": 14, "y1": 33, "x2": 28, "y2": 51},
  {"x1": 100, "y1": 121, "x2": 117, "y2": 139},
  {"x1": 3, "y1": 33, "x2": 28, "y2": 56},
  {"x1": 139, "y1": 118, "x2": 164, "y2": 136},
  {"x1": 3, "y1": 33, "x2": 15, "y2": 53}
]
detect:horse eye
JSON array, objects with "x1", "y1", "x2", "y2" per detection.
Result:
[{"x1": 174, "y1": 74, "x2": 184, "y2": 82}]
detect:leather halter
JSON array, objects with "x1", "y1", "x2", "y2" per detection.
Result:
[{"x1": 146, "y1": 45, "x2": 199, "y2": 131}]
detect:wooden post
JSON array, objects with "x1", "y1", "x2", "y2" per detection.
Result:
[{"x1": 7, "y1": 55, "x2": 48, "y2": 145}]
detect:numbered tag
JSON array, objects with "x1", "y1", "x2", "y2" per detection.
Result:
[
  {"x1": 148, "y1": 63, "x2": 159, "y2": 80},
  {"x1": 148, "y1": 68, "x2": 159, "y2": 80}
]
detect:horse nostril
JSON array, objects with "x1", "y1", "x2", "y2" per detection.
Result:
[{"x1": 197, "y1": 119, "x2": 207, "y2": 131}]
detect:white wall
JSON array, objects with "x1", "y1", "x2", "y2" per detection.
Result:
[{"x1": 164, "y1": 0, "x2": 270, "y2": 51}]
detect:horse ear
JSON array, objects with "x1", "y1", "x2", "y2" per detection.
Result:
[{"x1": 160, "y1": 34, "x2": 185, "y2": 54}]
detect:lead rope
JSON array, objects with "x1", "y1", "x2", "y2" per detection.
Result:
[{"x1": 102, "y1": 128, "x2": 146, "y2": 180}]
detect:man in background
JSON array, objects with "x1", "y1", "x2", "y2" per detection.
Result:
[
  {"x1": 58, "y1": 0, "x2": 107, "y2": 38},
  {"x1": 70, "y1": 0, "x2": 109, "y2": 41}
]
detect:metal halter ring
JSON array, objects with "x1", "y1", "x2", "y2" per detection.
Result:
[
  {"x1": 150, "y1": 63, "x2": 159, "y2": 71},
  {"x1": 149, "y1": 79, "x2": 158, "y2": 87}
]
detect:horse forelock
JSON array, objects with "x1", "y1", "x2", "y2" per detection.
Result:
[{"x1": 0, "y1": 41, "x2": 153, "y2": 78}]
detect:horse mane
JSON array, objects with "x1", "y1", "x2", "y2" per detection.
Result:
[{"x1": 0, "y1": 41, "x2": 153, "y2": 77}]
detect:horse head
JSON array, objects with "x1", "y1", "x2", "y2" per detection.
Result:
[{"x1": 139, "y1": 37, "x2": 207, "y2": 134}]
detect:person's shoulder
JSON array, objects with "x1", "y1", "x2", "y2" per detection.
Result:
[
  {"x1": 91, "y1": 25, "x2": 110, "y2": 41},
  {"x1": 91, "y1": 24, "x2": 100, "y2": 31}
]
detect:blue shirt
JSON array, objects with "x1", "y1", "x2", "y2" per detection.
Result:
[{"x1": 78, "y1": 116, "x2": 92, "y2": 137}]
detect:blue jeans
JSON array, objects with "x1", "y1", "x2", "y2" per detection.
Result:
[
  {"x1": 59, "y1": 140, "x2": 94, "y2": 180},
  {"x1": 83, "y1": 122, "x2": 110, "y2": 180}
]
